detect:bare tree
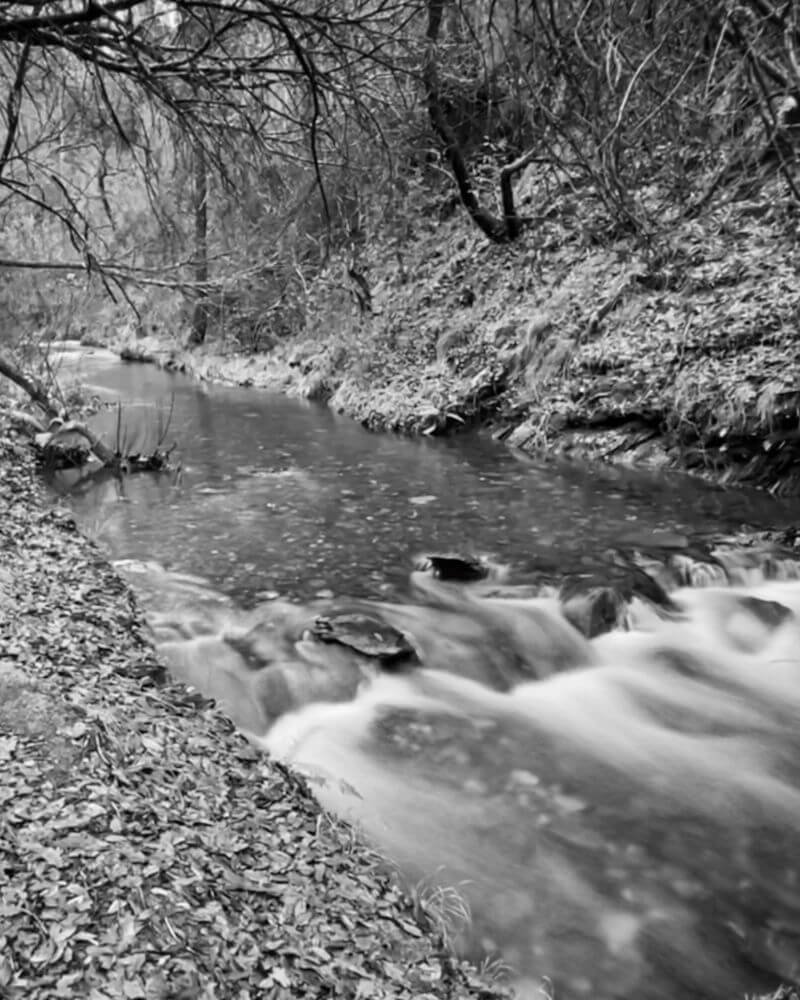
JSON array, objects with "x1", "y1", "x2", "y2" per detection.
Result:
[
  {"x1": 421, "y1": 0, "x2": 799, "y2": 242},
  {"x1": 0, "y1": 0, "x2": 429, "y2": 463},
  {"x1": 423, "y1": 0, "x2": 538, "y2": 242},
  {"x1": 0, "y1": 1, "x2": 426, "y2": 298}
]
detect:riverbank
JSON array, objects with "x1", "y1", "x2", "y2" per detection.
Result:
[
  {"x1": 0, "y1": 427, "x2": 511, "y2": 1000},
  {"x1": 3, "y1": 428, "x2": 799, "y2": 1000},
  {"x1": 114, "y1": 169, "x2": 800, "y2": 494}
]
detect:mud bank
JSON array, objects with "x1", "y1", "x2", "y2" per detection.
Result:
[{"x1": 0, "y1": 426, "x2": 510, "y2": 1000}]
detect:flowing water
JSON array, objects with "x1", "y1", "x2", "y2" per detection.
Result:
[{"x1": 49, "y1": 345, "x2": 800, "y2": 999}]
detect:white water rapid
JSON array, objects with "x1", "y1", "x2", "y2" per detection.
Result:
[{"x1": 114, "y1": 547, "x2": 800, "y2": 1000}]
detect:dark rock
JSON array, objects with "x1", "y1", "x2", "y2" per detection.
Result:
[
  {"x1": 120, "y1": 345, "x2": 156, "y2": 364},
  {"x1": 626, "y1": 566, "x2": 677, "y2": 607},
  {"x1": 415, "y1": 553, "x2": 490, "y2": 582},
  {"x1": 604, "y1": 549, "x2": 676, "y2": 607},
  {"x1": 561, "y1": 586, "x2": 625, "y2": 638},
  {"x1": 34, "y1": 441, "x2": 90, "y2": 470},
  {"x1": 311, "y1": 614, "x2": 418, "y2": 665}
]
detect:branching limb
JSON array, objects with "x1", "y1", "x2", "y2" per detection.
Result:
[
  {"x1": 0, "y1": 352, "x2": 61, "y2": 421},
  {"x1": 423, "y1": 0, "x2": 509, "y2": 242},
  {"x1": 0, "y1": 36, "x2": 31, "y2": 177}
]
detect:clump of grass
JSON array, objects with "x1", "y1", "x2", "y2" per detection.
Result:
[{"x1": 408, "y1": 874, "x2": 473, "y2": 952}]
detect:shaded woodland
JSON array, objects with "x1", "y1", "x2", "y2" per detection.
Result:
[
  {"x1": 0, "y1": 1, "x2": 798, "y2": 339},
  {"x1": 1, "y1": 1, "x2": 799, "y2": 479}
]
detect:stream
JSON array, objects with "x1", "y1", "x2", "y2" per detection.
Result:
[{"x1": 49, "y1": 344, "x2": 800, "y2": 1000}]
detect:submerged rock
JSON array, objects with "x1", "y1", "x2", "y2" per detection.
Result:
[
  {"x1": 221, "y1": 605, "x2": 317, "y2": 670},
  {"x1": 735, "y1": 595, "x2": 793, "y2": 629},
  {"x1": 159, "y1": 629, "x2": 372, "y2": 734},
  {"x1": 224, "y1": 632, "x2": 274, "y2": 671},
  {"x1": 668, "y1": 587, "x2": 796, "y2": 655},
  {"x1": 252, "y1": 644, "x2": 368, "y2": 728},
  {"x1": 710, "y1": 544, "x2": 800, "y2": 584}
]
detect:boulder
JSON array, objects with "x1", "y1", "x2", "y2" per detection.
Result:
[
  {"x1": 414, "y1": 553, "x2": 490, "y2": 582},
  {"x1": 311, "y1": 613, "x2": 418, "y2": 666}
]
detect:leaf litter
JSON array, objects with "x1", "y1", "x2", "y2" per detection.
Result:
[{"x1": 0, "y1": 428, "x2": 512, "y2": 1000}]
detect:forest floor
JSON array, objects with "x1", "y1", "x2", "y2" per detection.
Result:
[
  {"x1": 117, "y1": 167, "x2": 800, "y2": 493},
  {"x1": 0, "y1": 426, "x2": 511, "y2": 1000}
]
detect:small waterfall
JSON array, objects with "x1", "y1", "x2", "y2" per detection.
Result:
[{"x1": 115, "y1": 544, "x2": 800, "y2": 1000}]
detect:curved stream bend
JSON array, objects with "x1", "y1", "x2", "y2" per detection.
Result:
[{"x1": 115, "y1": 551, "x2": 800, "y2": 1000}]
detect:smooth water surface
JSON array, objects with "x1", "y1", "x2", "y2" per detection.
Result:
[{"x1": 50, "y1": 344, "x2": 794, "y2": 600}]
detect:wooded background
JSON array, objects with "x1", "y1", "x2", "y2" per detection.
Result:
[{"x1": 1, "y1": 0, "x2": 798, "y2": 349}]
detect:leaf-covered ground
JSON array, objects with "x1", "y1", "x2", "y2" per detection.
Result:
[
  {"x1": 119, "y1": 168, "x2": 800, "y2": 492},
  {"x1": 0, "y1": 429, "x2": 511, "y2": 1000}
]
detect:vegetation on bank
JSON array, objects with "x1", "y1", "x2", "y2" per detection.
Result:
[
  {"x1": 0, "y1": 428, "x2": 511, "y2": 1000},
  {"x1": 1, "y1": 430, "x2": 798, "y2": 1000},
  {"x1": 109, "y1": 160, "x2": 800, "y2": 493},
  {"x1": 3, "y1": 2, "x2": 798, "y2": 489}
]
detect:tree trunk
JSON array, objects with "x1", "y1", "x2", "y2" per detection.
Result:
[
  {"x1": 0, "y1": 352, "x2": 120, "y2": 465},
  {"x1": 0, "y1": 354, "x2": 59, "y2": 420},
  {"x1": 190, "y1": 140, "x2": 209, "y2": 344},
  {"x1": 0, "y1": 352, "x2": 180, "y2": 470},
  {"x1": 423, "y1": 0, "x2": 532, "y2": 243}
]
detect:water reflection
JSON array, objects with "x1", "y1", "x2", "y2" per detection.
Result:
[{"x1": 50, "y1": 348, "x2": 794, "y2": 601}]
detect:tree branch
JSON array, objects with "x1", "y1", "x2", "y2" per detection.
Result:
[
  {"x1": 423, "y1": 0, "x2": 507, "y2": 242},
  {"x1": 0, "y1": 37, "x2": 31, "y2": 177},
  {"x1": 0, "y1": 353, "x2": 60, "y2": 421},
  {"x1": 0, "y1": 0, "x2": 145, "y2": 42}
]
